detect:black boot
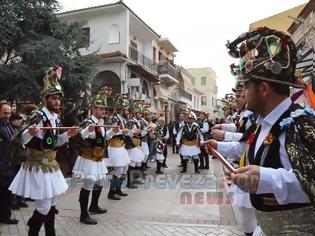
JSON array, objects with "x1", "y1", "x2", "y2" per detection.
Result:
[
  {"x1": 135, "y1": 165, "x2": 146, "y2": 180},
  {"x1": 108, "y1": 176, "x2": 121, "y2": 200},
  {"x1": 126, "y1": 168, "x2": 137, "y2": 189},
  {"x1": 203, "y1": 147, "x2": 210, "y2": 169},
  {"x1": 155, "y1": 161, "x2": 164, "y2": 174},
  {"x1": 116, "y1": 177, "x2": 128, "y2": 197},
  {"x1": 199, "y1": 153, "x2": 205, "y2": 169},
  {"x1": 194, "y1": 159, "x2": 200, "y2": 174},
  {"x1": 178, "y1": 155, "x2": 183, "y2": 167},
  {"x1": 180, "y1": 160, "x2": 187, "y2": 173},
  {"x1": 204, "y1": 154, "x2": 209, "y2": 169},
  {"x1": 79, "y1": 188, "x2": 97, "y2": 225},
  {"x1": 108, "y1": 189, "x2": 121, "y2": 200},
  {"x1": 142, "y1": 162, "x2": 150, "y2": 170},
  {"x1": 162, "y1": 158, "x2": 168, "y2": 168},
  {"x1": 27, "y1": 210, "x2": 46, "y2": 236},
  {"x1": 44, "y1": 206, "x2": 58, "y2": 236},
  {"x1": 89, "y1": 185, "x2": 107, "y2": 214},
  {"x1": 245, "y1": 233, "x2": 253, "y2": 236}
]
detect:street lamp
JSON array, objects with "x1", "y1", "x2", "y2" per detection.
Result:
[{"x1": 164, "y1": 101, "x2": 168, "y2": 124}]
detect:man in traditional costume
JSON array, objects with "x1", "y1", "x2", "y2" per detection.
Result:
[
  {"x1": 140, "y1": 107, "x2": 151, "y2": 170},
  {"x1": 107, "y1": 94, "x2": 131, "y2": 199},
  {"x1": 209, "y1": 27, "x2": 315, "y2": 235},
  {"x1": 128, "y1": 102, "x2": 146, "y2": 169},
  {"x1": 9, "y1": 65, "x2": 79, "y2": 235},
  {"x1": 176, "y1": 111, "x2": 204, "y2": 174},
  {"x1": 73, "y1": 86, "x2": 117, "y2": 224},
  {"x1": 211, "y1": 80, "x2": 255, "y2": 143},
  {"x1": 123, "y1": 101, "x2": 145, "y2": 188},
  {"x1": 209, "y1": 81, "x2": 258, "y2": 236},
  {"x1": 154, "y1": 117, "x2": 169, "y2": 174}
]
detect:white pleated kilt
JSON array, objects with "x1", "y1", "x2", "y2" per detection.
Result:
[
  {"x1": 141, "y1": 142, "x2": 150, "y2": 156},
  {"x1": 106, "y1": 147, "x2": 130, "y2": 167},
  {"x1": 156, "y1": 153, "x2": 165, "y2": 161},
  {"x1": 9, "y1": 166, "x2": 68, "y2": 200},
  {"x1": 73, "y1": 156, "x2": 108, "y2": 181},
  {"x1": 228, "y1": 184, "x2": 252, "y2": 208},
  {"x1": 180, "y1": 144, "x2": 201, "y2": 156},
  {"x1": 127, "y1": 147, "x2": 145, "y2": 163}
]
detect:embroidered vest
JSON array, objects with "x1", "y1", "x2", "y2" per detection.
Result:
[
  {"x1": 247, "y1": 104, "x2": 311, "y2": 211},
  {"x1": 85, "y1": 119, "x2": 105, "y2": 149},
  {"x1": 124, "y1": 119, "x2": 137, "y2": 150},
  {"x1": 140, "y1": 119, "x2": 148, "y2": 142},
  {"x1": 26, "y1": 110, "x2": 59, "y2": 151},
  {"x1": 182, "y1": 124, "x2": 198, "y2": 141}
]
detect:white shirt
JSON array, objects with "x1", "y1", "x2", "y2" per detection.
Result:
[
  {"x1": 224, "y1": 110, "x2": 253, "y2": 142},
  {"x1": 157, "y1": 124, "x2": 169, "y2": 141},
  {"x1": 21, "y1": 106, "x2": 69, "y2": 147},
  {"x1": 133, "y1": 118, "x2": 147, "y2": 138},
  {"x1": 221, "y1": 123, "x2": 237, "y2": 132},
  {"x1": 173, "y1": 120, "x2": 185, "y2": 135},
  {"x1": 81, "y1": 115, "x2": 115, "y2": 140},
  {"x1": 162, "y1": 125, "x2": 170, "y2": 141},
  {"x1": 111, "y1": 114, "x2": 132, "y2": 137},
  {"x1": 217, "y1": 141, "x2": 246, "y2": 161},
  {"x1": 200, "y1": 120, "x2": 209, "y2": 134},
  {"x1": 219, "y1": 98, "x2": 310, "y2": 204}
]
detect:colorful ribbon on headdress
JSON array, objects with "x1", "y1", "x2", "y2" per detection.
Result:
[{"x1": 290, "y1": 85, "x2": 315, "y2": 110}]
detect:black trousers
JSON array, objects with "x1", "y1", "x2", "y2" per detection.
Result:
[
  {"x1": 162, "y1": 146, "x2": 167, "y2": 166},
  {"x1": 172, "y1": 137, "x2": 176, "y2": 153},
  {"x1": 0, "y1": 186, "x2": 12, "y2": 220},
  {"x1": 199, "y1": 146, "x2": 209, "y2": 168}
]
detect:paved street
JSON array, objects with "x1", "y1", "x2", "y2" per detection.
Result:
[{"x1": 0, "y1": 149, "x2": 242, "y2": 235}]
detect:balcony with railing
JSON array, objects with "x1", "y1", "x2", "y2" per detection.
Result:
[
  {"x1": 179, "y1": 88, "x2": 192, "y2": 101},
  {"x1": 158, "y1": 62, "x2": 179, "y2": 85},
  {"x1": 129, "y1": 45, "x2": 158, "y2": 74}
]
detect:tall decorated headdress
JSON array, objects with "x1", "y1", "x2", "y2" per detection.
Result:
[
  {"x1": 113, "y1": 93, "x2": 130, "y2": 112},
  {"x1": 141, "y1": 103, "x2": 151, "y2": 115},
  {"x1": 186, "y1": 107, "x2": 197, "y2": 120},
  {"x1": 41, "y1": 65, "x2": 63, "y2": 98},
  {"x1": 92, "y1": 86, "x2": 112, "y2": 107},
  {"x1": 222, "y1": 93, "x2": 237, "y2": 110},
  {"x1": 230, "y1": 63, "x2": 244, "y2": 93},
  {"x1": 130, "y1": 100, "x2": 144, "y2": 114},
  {"x1": 226, "y1": 26, "x2": 305, "y2": 88},
  {"x1": 232, "y1": 79, "x2": 244, "y2": 93},
  {"x1": 130, "y1": 100, "x2": 151, "y2": 115}
]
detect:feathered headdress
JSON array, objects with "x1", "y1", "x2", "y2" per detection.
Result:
[{"x1": 41, "y1": 65, "x2": 63, "y2": 98}]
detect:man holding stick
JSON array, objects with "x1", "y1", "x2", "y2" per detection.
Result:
[
  {"x1": 9, "y1": 65, "x2": 79, "y2": 235},
  {"x1": 73, "y1": 86, "x2": 119, "y2": 225}
]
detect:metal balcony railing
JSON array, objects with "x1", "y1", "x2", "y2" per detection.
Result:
[
  {"x1": 129, "y1": 45, "x2": 158, "y2": 73},
  {"x1": 179, "y1": 89, "x2": 192, "y2": 101},
  {"x1": 158, "y1": 62, "x2": 179, "y2": 81}
]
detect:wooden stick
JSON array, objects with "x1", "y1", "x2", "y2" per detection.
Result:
[
  {"x1": 39, "y1": 125, "x2": 119, "y2": 130},
  {"x1": 208, "y1": 146, "x2": 237, "y2": 174},
  {"x1": 94, "y1": 125, "x2": 120, "y2": 128},
  {"x1": 39, "y1": 127, "x2": 80, "y2": 130}
]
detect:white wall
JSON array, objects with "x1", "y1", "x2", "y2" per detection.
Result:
[{"x1": 60, "y1": 9, "x2": 128, "y2": 56}]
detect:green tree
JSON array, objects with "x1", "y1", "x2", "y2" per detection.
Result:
[{"x1": 0, "y1": 0, "x2": 98, "y2": 103}]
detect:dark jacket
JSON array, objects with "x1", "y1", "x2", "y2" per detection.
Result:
[
  {"x1": 62, "y1": 98, "x2": 84, "y2": 126},
  {"x1": 0, "y1": 119, "x2": 15, "y2": 186}
]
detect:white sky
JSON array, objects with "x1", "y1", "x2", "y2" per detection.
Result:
[{"x1": 58, "y1": 0, "x2": 308, "y2": 98}]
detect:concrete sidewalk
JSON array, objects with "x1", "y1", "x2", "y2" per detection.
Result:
[{"x1": 0, "y1": 148, "x2": 242, "y2": 235}]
